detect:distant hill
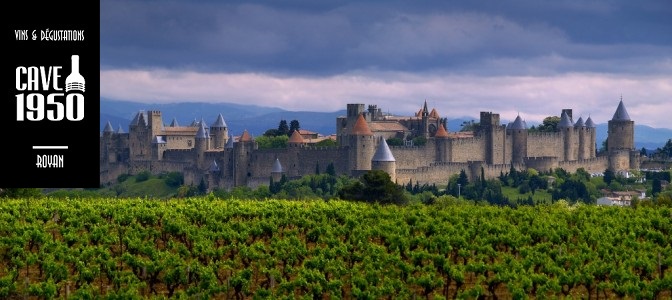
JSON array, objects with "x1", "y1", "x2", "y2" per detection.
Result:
[
  {"x1": 100, "y1": 99, "x2": 345, "y2": 137},
  {"x1": 101, "y1": 99, "x2": 671, "y2": 149}
]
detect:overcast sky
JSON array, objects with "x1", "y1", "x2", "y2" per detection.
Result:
[{"x1": 100, "y1": 0, "x2": 672, "y2": 129}]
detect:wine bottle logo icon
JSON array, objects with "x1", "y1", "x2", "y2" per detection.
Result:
[{"x1": 65, "y1": 55, "x2": 85, "y2": 92}]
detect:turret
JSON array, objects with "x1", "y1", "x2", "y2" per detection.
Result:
[
  {"x1": 508, "y1": 115, "x2": 528, "y2": 164},
  {"x1": 234, "y1": 130, "x2": 255, "y2": 186},
  {"x1": 128, "y1": 111, "x2": 150, "y2": 159},
  {"x1": 349, "y1": 113, "x2": 375, "y2": 174},
  {"x1": 271, "y1": 158, "x2": 284, "y2": 182},
  {"x1": 574, "y1": 117, "x2": 588, "y2": 160},
  {"x1": 434, "y1": 123, "x2": 451, "y2": 162},
  {"x1": 371, "y1": 137, "x2": 396, "y2": 182},
  {"x1": 210, "y1": 113, "x2": 229, "y2": 149},
  {"x1": 607, "y1": 99, "x2": 635, "y2": 152},
  {"x1": 558, "y1": 111, "x2": 575, "y2": 161},
  {"x1": 479, "y1": 111, "x2": 506, "y2": 164},
  {"x1": 195, "y1": 119, "x2": 209, "y2": 168},
  {"x1": 585, "y1": 116, "x2": 597, "y2": 158},
  {"x1": 607, "y1": 99, "x2": 637, "y2": 171}
]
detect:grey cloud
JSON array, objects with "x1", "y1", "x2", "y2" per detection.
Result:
[{"x1": 101, "y1": 0, "x2": 672, "y2": 76}]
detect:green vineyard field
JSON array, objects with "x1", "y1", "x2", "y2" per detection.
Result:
[{"x1": 1, "y1": 198, "x2": 671, "y2": 299}]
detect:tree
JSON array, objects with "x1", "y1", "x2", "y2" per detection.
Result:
[
  {"x1": 325, "y1": 162, "x2": 336, "y2": 177},
  {"x1": 315, "y1": 139, "x2": 337, "y2": 147},
  {"x1": 603, "y1": 168, "x2": 615, "y2": 185},
  {"x1": 338, "y1": 170, "x2": 408, "y2": 205},
  {"x1": 0, "y1": 188, "x2": 42, "y2": 198},
  {"x1": 460, "y1": 120, "x2": 478, "y2": 132},
  {"x1": 386, "y1": 138, "x2": 404, "y2": 146},
  {"x1": 532, "y1": 116, "x2": 561, "y2": 132},
  {"x1": 289, "y1": 120, "x2": 300, "y2": 135},
  {"x1": 652, "y1": 178, "x2": 662, "y2": 196},
  {"x1": 412, "y1": 136, "x2": 427, "y2": 146},
  {"x1": 277, "y1": 120, "x2": 289, "y2": 136},
  {"x1": 255, "y1": 135, "x2": 289, "y2": 149},
  {"x1": 656, "y1": 139, "x2": 672, "y2": 158}
]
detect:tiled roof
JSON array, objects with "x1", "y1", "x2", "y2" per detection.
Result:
[
  {"x1": 239, "y1": 130, "x2": 253, "y2": 142},
  {"x1": 368, "y1": 122, "x2": 409, "y2": 132},
  {"x1": 288, "y1": 130, "x2": 305, "y2": 143},
  {"x1": 434, "y1": 124, "x2": 449, "y2": 138},
  {"x1": 429, "y1": 108, "x2": 439, "y2": 119},
  {"x1": 351, "y1": 114, "x2": 373, "y2": 136}
]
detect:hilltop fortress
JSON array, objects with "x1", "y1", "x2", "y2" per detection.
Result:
[{"x1": 100, "y1": 100, "x2": 640, "y2": 189}]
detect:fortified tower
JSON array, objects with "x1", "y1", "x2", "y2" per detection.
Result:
[
  {"x1": 194, "y1": 120, "x2": 209, "y2": 168},
  {"x1": 585, "y1": 117, "x2": 597, "y2": 158},
  {"x1": 128, "y1": 111, "x2": 150, "y2": 160},
  {"x1": 434, "y1": 124, "x2": 450, "y2": 162},
  {"x1": 338, "y1": 104, "x2": 366, "y2": 147},
  {"x1": 479, "y1": 112, "x2": 506, "y2": 164},
  {"x1": 349, "y1": 113, "x2": 375, "y2": 175},
  {"x1": 234, "y1": 130, "x2": 255, "y2": 187},
  {"x1": 508, "y1": 115, "x2": 528, "y2": 164},
  {"x1": 210, "y1": 113, "x2": 229, "y2": 149},
  {"x1": 101, "y1": 121, "x2": 115, "y2": 163},
  {"x1": 558, "y1": 111, "x2": 575, "y2": 161},
  {"x1": 371, "y1": 137, "x2": 396, "y2": 182},
  {"x1": 608, "y1": 99, "x2": 635, "y2": 152},
  {"x1": 607, "y1": 99, "x2": 637, "y2": 171}
]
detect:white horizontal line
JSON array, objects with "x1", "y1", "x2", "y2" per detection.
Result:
[{"x1": 33, "y1": 146, "x2": 69, "y2": 150}]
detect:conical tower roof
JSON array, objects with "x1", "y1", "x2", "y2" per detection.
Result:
[
  {"x1": 103, "y1": 121, "x2": 114, "y2": 133},
  {"x1": 272, "y1": 158, "x2": 283, "y2": 173},
  {"x1": 372, "y1": 137, "x2": 395, "y2": 162},
  {"x1": 558, "y1": 111, "x2": 573, "y2": 128},
  {"x1": 574, "y1": 116, "x2": 585, "y2": 127},
  {"x1": 209, "y1": 160, "x2": 220, "y2": 172},
  {"x1": 116, "y1": 125, "x2": 125, "y2": 134},
  {"x1": 612, "y1": 99, "x2": 631, "y2": 121},
  {"x1": 288, "y1": 130, "x2": 305, "y2": 144},
  {"x1": 195, "y1": 119, "x2": 208, "y2": 139},
  {"x1": 510, "y1": 115, "x2": 527, "y2": 130},
  {"x1": 434, "y1": 124, "x2": 449, "y2": 138},
  {"x1": 351, "y1": 114, "x2": 373, "y2": 136},
  {"x1": 225, "y1": 135, "x2": 234, "y2": 148},
  {"x1": 585, "y1": 116, "x2": 596, "y2": 128},
  {"x1": 211, "y1": 113, "x2": 227, "y2": 128},
  {"x1": 169, "y1": 118, "x2": 179, "y2": 127},
  {"x1": 130, "y1": 111, "x2": 147, "y2": 127},
  {"x1": 239, "y1": 130, "x2": 253, "y2": 142}
]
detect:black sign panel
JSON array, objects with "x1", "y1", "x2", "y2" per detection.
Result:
[{"x1": 4, "y1": 2, "x2": 100, "y2": 187}]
